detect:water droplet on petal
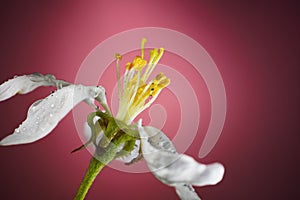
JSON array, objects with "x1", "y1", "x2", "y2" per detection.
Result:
[
  {"x1": 50, "y1": 104, "x2": 55, "y2": 108},
  {"x1": 49, "y1": 114, "x2": 53, "y2": 117},
  {"x1": 15, "y1": 128, "x2": 20, "y2": 133}
]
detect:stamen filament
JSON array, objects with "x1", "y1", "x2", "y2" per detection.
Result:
[
  {"x1": 114, "y1": 53, "x2": 122, "y2": 99},
  {"x1": 141, "y1": 38, "x2": 147, "y2": 60},
  {"x1": 128, "y1": 71, "x2": 141, "y2": 107},
  {"x1": 141, "y1": 48, "x2": 164, "y2": 83}
]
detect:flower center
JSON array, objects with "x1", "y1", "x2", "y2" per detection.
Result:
[{"x1": 115, "y1": 38, "x2": 170, "y2": 124}]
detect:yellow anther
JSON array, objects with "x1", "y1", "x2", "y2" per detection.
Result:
[
  {"x1": 132, "y1": 84, "x2": 150, "y2": 105},
  {"x1": 154, "y1": 72, "x2": 166, "y2": 82},
  {"x1": 151, "y1": 80, "x2": 170, "y2": 97},
  {"x1": 148, "y1": 73, "x2": 170, "y2": 97},
  {"x1": 149, "y1": 49, "x2": 159, "y2": 62},
  {"x1": 153, "y1": 48, "x2": 164, "y2": 64},
  {"x1": 114, "y1": 53, "x2": 122, "y2": 60},
  {"x1": 132, "y1": 56, "x2": 147, "y2": 71},
  {"x1": 159, "y1": 78, "x2": 170, "y2": 87},
  {"x1": 126, "y1": 62, "x2": 133, "y2": 70}
]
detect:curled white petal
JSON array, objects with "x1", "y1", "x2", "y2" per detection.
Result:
[
  {"x1": 83, "y1": 115, "x2": 103, "y2": 150},
  {"x1": 150, "y1": 152, "x2": 225, "y2": 187},
  {"x1": 0, "y1": 73, "x2": 57, "y2": 101},
  {"x1": 0, "y1": 84, "x2": 104, "y2": 146},
  {"x1": 95, "y1": 86, "x2": 107, "y2": 103},
  {"x1": 138, "y1": 125, "x2": 225, "y2": 199}
]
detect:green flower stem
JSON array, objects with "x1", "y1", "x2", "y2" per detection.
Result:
[
  {"x1": 74, "y1": 156, "x2": 105, "y2": 200},
  {"x1": 74, "y1": 111, "x2": 136, "y2": 200},
  {"x1": 74, "y1": 143, "x2": 120, "y2": 200}
]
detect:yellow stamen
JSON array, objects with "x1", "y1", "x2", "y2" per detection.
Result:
[
  {"x1": 132, "y1": 56, "x2": 147, "y2": 71},
  {"x1": 116, "y1": 38, "x2": 170, "y2": 124},
  {"x1": 114, "y1": 53, "x2": 122, "y2": 99},
  {"x1": 153, "y1": 48, "x2": 164, "y2": 64},
  {"x1": 141, "y1": 38, "x2": 147, "y2": 59},
  {"x1": 114, "y1": 53, "x2": 122, "y2": 60},
  {"x1": 126, "y1": 62, "x2": 133, "y2": 70},
  {"x1": 141, "y1": 48, "x2": 164, "y2": 83}
]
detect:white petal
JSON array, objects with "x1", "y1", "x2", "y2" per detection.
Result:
[
  {"x1": 175, "y1": 184, "x2": 201, "y2": 200},
  {"x1": 83, "y1": 117, "x2": 104, "y2": 147},
  {"x1": 0, "y1": 73, "x2": 57, "y2": 101},
  {"x1": 151, "y1": 152, "x2": 224, "y2": 187},
  {"x1": 0, "y1": 84, "x2": 103, "y2": 145},
  {"x1": 83, "y1": 122, "x2": 92, "y2": 142},
  {"x1": 92, "y1": 115, "x2": 101, "y2": 124},
  {"x1": 138, "y1": 125, "x2": 225, "y2": 187},
  {"x1": 139, "y1": 126, "x2": 176, "y2": 153},
  {"x1": 95, "y1": 86, "x2": 107, "y2": 104}
]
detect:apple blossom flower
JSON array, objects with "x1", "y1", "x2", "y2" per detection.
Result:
[
  {"x1": 79, "y1": 39, "x2": 224, "y2": 199},
  {"x1": 0, "y1": 38, "x2": 224, "y2": 200}
]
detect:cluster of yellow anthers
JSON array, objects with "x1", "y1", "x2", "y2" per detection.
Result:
[{"x1": 115, "y1": 38, "x2": 170, "y2": 124}]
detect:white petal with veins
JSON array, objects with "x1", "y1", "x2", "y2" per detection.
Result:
[
  {"x1": 0, "y1": 84, "x2": 104, "y2": 146},
  {"x1": 138, "y1": 124, "x2": 224, "y2": 199},
  {"x1": 0, "y1": 73, "x2": 57, "y2": 101}
]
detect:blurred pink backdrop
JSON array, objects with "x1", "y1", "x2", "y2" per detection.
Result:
[{"x1": 0, "y1": 1, "x2": 299, "y2": 199}]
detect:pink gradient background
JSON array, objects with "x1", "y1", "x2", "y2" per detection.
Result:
[{"x1": 0, "y1": 1, "x2": 299, "y2": 199}]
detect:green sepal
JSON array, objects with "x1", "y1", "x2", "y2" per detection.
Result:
[
  {"x1": 96, "y1": 111, "x2": 139, "y2": 147},
  {"x1": 114, "y1": 139, "x2": 136, "y2": 158},
  {"x1": 99, "y1": 118, "x2": 119, "y2": 148}
]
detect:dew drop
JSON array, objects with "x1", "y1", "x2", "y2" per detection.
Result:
[
  {"x1": 15, "y1": 128, "x2": 20, "y2": 133},
  {"x1": 50, "y1": 104, "x2": 55, "y2": 108},
  {"x1": 49, "y1": 114, "x2": 53, "y2": 117}
]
